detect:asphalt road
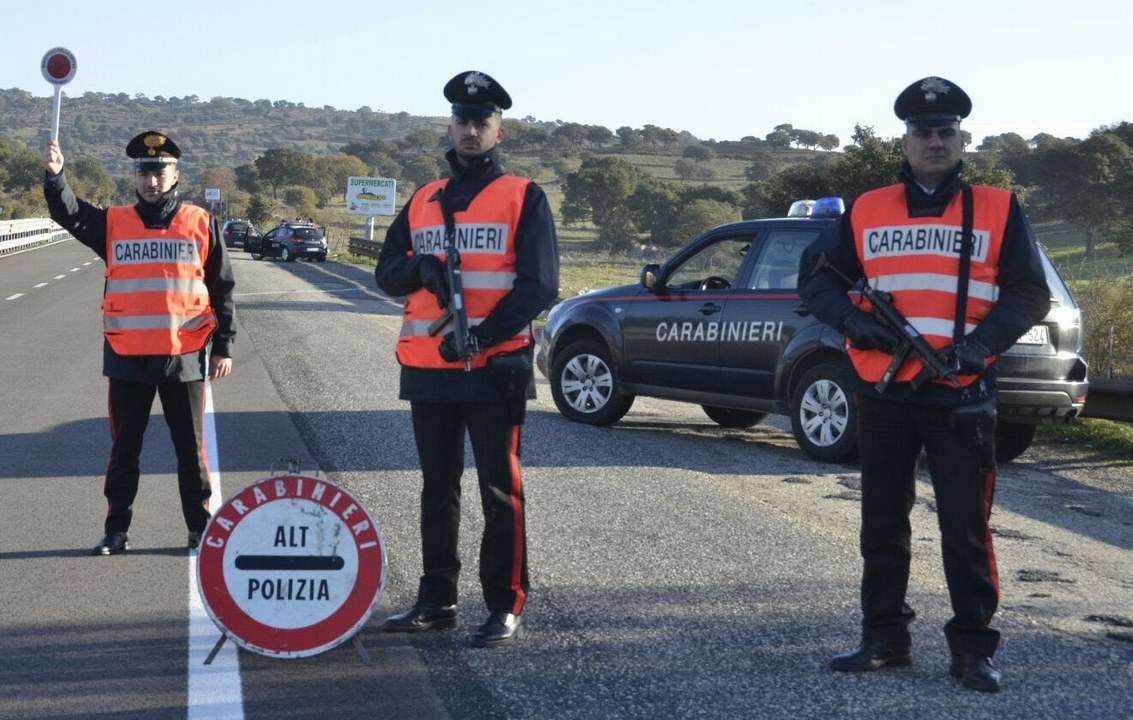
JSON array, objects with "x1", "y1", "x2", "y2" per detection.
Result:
[{"x1": 1, "y1": 239, "x2": 1131, "y2": 720}]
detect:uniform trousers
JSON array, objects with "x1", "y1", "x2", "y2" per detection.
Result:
[
  {"x1": 103, "y1": 378, "x2": 212, "y2": 535},
  {"x1": 410, "y1": 400, "x2": 528, "y2": 616},
  {"x1": 855, "y1": 393, "x2": 1001, "y2": 657}
]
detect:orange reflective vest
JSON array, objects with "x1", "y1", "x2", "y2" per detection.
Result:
[
  {"x1": 103, "y1": 205, "x2": 216, "y2": 356},
  {"x1": 848, "y1": 184, "x2": 1011, "y2": 387},
  {"x1": 397, "y1": 176, "x2": 531, "y2": 370}
]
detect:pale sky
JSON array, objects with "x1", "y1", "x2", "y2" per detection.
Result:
[{"x1": 3, "y1": 0, "x2": 1129, "y2": 148}]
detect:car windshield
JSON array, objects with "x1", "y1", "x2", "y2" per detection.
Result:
[
  {"x1": 291, "y1": 228, "x2": 323, "y2": 240},
  {"x1": 227, "y1": 223, "x2": 249, "y2": 233}
]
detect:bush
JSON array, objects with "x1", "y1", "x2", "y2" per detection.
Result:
[{"x1": 1075, "y1": 275, "x2": 1133, "y2": 378}]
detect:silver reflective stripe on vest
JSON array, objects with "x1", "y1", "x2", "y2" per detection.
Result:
[
  {"x1": 461, "y1": 270, "x2": 517, "y2": 290},
  {"x1": 105, "y1": 277, "x2": 209, "y2": 296},
  {"x1": 399, "y1": 316, "x2": 532, "y2": 340},
  {"x1": 104, "y1": 313, "x2": 214, "y2": 332}
]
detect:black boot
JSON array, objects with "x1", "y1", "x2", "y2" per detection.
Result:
[
  {"x1": 91, "y1": 532, "x2": 129, "y2": 556},
  {"x1": 381, "y1": 601, "x2": 458, "y2": 633},
  {"x1": 830, "y1": 640, "x2": 912, "y2": 672},
  {"x1": 950, "y1": 654, "x2": 1001, "y2": 692}
]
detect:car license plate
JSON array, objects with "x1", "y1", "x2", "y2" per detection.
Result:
[
  {"x1": 307, "y1": 247, "x2": 320, "y2": 253},
  {"x1": 1016, "y1": 325, "x2": 1049, "y2": 345}
]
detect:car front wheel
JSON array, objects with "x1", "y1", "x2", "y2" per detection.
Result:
[
  {"x1": 790, "y1": 362, "x2": 858, "y2": 463},
  {"x1": 281, "y1": 247, "x2": 293, "y2": 262},
  {"x1": 549, "y1": 339, "x2": 634, "y2": 425}
]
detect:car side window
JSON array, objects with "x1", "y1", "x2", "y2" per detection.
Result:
[
  {"x1": 666, "y1": 236, "x2": 753, "y2": 291},
  {"x1": 747, "y1": 230, "x2": 821, "y2": 290}
]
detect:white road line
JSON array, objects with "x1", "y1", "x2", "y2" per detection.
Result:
[
  {"x1": 234, "y1": 287, "x2": 370, "y2": 297},
  {"x1": 34, "y1": 283, "x2": 48, "y2": 289},
  {"x1": 54, "y1": 275, "x2": 66, "y2": 279},
  {"x1": 69, "y1": 268, "x2": 80, "y2": 272},
  {"x1": 187, "y1": 383, "x2": 244, "y2": 719},
  {"x1": 5, "y1": 293, "x2": 23, "y2": 301}
]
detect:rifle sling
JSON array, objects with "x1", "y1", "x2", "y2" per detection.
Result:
[{"x1": 954, "y1": 183, "x2": 974, "y2": 344}]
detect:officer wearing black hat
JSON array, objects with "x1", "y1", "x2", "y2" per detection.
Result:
[
  {"x1": 797, "y1": 77, "x2": 1050, "y2": 692},
  {"x1": 375, "y1": 71, "x2": 559, "y2": 648},
  {"x1": 43, "y1": 131, "x2": 235, "y2": 556}
]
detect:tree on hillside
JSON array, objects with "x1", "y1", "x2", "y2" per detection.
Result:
[
  {"x1": 751, "y1": 163, "x2": 831, "y2": 218},
  {"x1": 673, "y1": 199, "x2": 741, "y2": 242},
  {"x1": 312, "y1": 153, "x2": 369, "y2": 206},
  {"x1": 69, "y1": 157, "x2": 118, "y2": 206},
  {"x1": 561, "y1": 156, "x2": 645, "y2": 227},
  {"x1": 744, "y1": 149, "x2": 785, "y2": 182},
  {"x1": 825, "y1": 125, "x2": 903, "y2": 201},
  {"x1": 596, "y1": 206, "x2": 639, "y2": 253},
  {"x1": 586, "y1": 125, "x2": 614, "y2": 148},
  {"x1": 402, "y1": 155, "x2": 446, "y2": 189},
  {"x1": 246, "y1": 194, "x2": 275, "y2": 229},
  {"x1": 283, "y1": 185, "x2": 317, "y2": 219},
  {"x1": 682, "y1": 144, "x2": 716, "y2": 163},
  {"x1": 1037, "y1": 131, "x2": 1133, "y2": 256},
  {"x1": 256, "y1": 148, "x2": 316, "y2": 198},
  {"x1": 616, "y1": 126, "x2": 642, "y2": 151},
  {"x1": 765, "y1": 124, "x2": 793, "y2": 150},
  {"x1": 674, "y1": 158, "x2": 716, "y2": 182},
  {"x1": 402, "y1": 127, "x2": 440, "y2": 155},
  {"x1": 200, "y1": 166, "x2": 238, "y2": 195},
  {"x1": 234, "y1": 164, "x2": 261, "y2": 194},
  {"x1": 552, "y1": 123, "x2": 588, "y2": 151},
  {"x1": 626, "y1": 178, "x2": 681, "y2": 247}
]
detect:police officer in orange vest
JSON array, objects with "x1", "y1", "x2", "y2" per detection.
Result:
[
  {"x1": 798, "y1": 78, "x2": 1050, "y2": 692},
  {"x1": 43, "y1": 131, "x2": 235, "y2": 556},
  {"x1": 375, "y1": 71, "x2": 559, "y2": 647}
]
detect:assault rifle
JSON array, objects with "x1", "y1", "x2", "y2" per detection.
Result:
[
  {"x1": 813, "y1": 253, "x2": 960, "y2": 393},
  {"x1": 427, "y1": 231, "x2": 476, "y2": 372}
]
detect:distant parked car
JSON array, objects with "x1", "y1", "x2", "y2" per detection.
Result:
[
  {"x1": 248, "y1": 222, "x2": 327, "y2": 262},
  {"x1": 221, "y1": 219, "x2": 257, "y2": 249},
  {"x1": 537, "y1": 198, "x2": 1088, "y2": 463}
]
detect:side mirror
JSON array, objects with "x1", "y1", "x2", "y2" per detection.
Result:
[{"x1": 640, "y1": 263, "x2": 661, "y2": 291}]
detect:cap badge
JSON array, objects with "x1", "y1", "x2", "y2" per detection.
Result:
[
  {"x1": 143, "y1": 133, "x2": 167, "y2": 156},
  {"x1": 463, "y1": 71, "x2": 491, "y2": 96},
  {"x1": 919, "y1": 77, "x2": 951, "y2": 104}
]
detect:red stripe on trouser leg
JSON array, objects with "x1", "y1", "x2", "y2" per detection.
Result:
[
  {"x1": 507, "y1": 424, "x2": 527, "y2": 615},
  {"x1": 982, "y1": 468, "x2": 999, "y2": 599}
]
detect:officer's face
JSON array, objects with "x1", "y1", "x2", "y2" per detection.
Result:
[
  {"x1": 134, "y1": 163, "x2": 179, "y2": 203},
  {"x1": 902, "y1": 122, "x2": 963, "y2": 188},
  {"x1": 448, "y1": 113, "x2": 505, "y2": 161}
]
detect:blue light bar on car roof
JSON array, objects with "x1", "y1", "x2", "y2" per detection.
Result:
[{"x1": 811, "y1": 197, "x2": 845, "y2": 218}]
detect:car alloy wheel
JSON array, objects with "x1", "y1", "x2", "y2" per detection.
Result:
[
  {"x1": 549, "y1": 339, "x2": 634, "y2": 425},
  {"x1": 790, "y1": 362, "x2": 858, "y2": 462}
]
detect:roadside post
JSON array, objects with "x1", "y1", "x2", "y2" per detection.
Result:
[
  {"x1": 41, "y1": 47, "x2": 77, "y2": 143},
  {"x1": 196, "y1": 467, "x2": 387, "y2": 664}
]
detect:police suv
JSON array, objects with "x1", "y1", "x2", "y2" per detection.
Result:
[{"x1": 537, "y1": 198, "x2": 1088, "y2": 463}]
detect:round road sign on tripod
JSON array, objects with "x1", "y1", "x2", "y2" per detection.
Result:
[{"x1": 197, "y1": 474, "x2": 387, "y2": 658}]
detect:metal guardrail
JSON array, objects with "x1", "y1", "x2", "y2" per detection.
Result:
[
  {"x1": 0, "y1": 218, "x2": 71, "y2": 255},
  {"x1": 347, "y1": 237, "x2": 382, "y2": 260},
  {"x1": 1081, "y1": 378, "x2": 1133, "y2": 423}
]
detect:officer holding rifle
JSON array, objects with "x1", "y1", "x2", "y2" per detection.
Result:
[
  {"x1": 797, "y1": 76, "x2": 1050, "y2": 692},
  {"x1": 375, "y1": 70, "x2": 559, "y2": 648}
]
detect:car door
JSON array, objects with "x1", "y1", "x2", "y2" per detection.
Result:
[
  {"x1": 717, "y1": 226, "x2": 825, "y2": 399},
  {"x1": 621, "y1": 233, "x2": 754, "y2": 394}
]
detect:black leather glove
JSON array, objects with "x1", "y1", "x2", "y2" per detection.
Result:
[
  {"x1": 942, "y1": 338, "x2": 991, "y2": 375},
  {"x1": 415, "y1": 255, "x2": 450, "y2": 308},
  {"x1": 438, "y1": 327, "x2": 484, "y2": 363},
  {"x1": 841, "y1": 311, "x2": 901, "y2": 353}
]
